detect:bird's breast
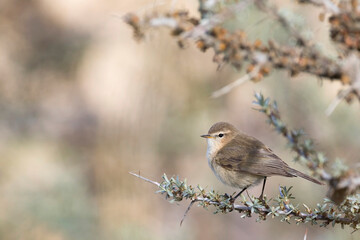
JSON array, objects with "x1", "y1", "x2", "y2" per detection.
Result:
[{"x1": 205, "y1": 139, "x2": 263, "y2": 189}]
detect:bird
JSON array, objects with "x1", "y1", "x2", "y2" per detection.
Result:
[{"x1": 201, "y1": 122, "x2": 324, "y2": 201}]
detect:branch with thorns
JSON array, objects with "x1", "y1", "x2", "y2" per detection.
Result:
[
  {"x1": 130, "y1": 172, "x2": 360, "y2": 230},
  {"x1": 124, "y1": 0, "x2": 360, "y2": 112},
  {"x1": 253, "y1": 92, "x2": 360, "y2": 203}
]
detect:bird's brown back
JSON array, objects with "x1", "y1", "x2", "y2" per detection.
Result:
[{"x1": 213, "y1": 133, "x2": 294, "y2": 177}]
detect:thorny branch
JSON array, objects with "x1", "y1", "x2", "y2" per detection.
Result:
[
  {"x1": 124, "y1": 0, "x2": 360, "y2": 110},
  {"x1": 253, "y1": 92, "x2": 360, "y2": 204},
  {"x1": 124, "y1": 7, "x2": 343, "y2": 80},
  {"x1": 130, "y1": 172, "x2": 360, "y2": 230}
]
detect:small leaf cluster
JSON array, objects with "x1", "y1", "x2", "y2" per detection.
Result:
[{"x1": 157, "y1": 174, "x2": 196, "y2": 202}]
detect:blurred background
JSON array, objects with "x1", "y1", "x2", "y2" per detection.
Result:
[{"x1": 0, "y1": 0, "x2": 359, "y2": 239}]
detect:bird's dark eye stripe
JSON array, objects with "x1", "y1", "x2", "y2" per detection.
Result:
[{"x1": 218, "y1": 133, "x2": 224, "y2": 138}]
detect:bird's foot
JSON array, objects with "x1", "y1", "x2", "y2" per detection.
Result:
[
  {"x1": 224, "y1": 193, "x2": 235, "y2": 204},
  {"x1": 258, "y1": 195, "x2": 268, "y2": 207},
  {"x1": 259, "y1": 194, "x2": 264, "y2": 201}
]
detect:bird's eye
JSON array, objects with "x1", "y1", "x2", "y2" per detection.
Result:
[{"x1": 218, "y1": 133, "x2": 224, "y2": 138}]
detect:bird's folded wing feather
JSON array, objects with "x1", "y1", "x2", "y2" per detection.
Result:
[{"x1": 214, "y1": 138, "x2": 293, "y2": 177}]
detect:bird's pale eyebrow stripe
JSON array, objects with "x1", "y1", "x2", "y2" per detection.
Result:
[{"x1": 212, "y1": 130, "x2": 231, "y2": 135}]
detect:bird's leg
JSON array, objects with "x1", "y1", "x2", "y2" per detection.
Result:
[
  {"x1": 259, "y1": 177, "x2": 267, "y2": 201},
  {"x1": 230, "y1": 187, "x2": 248, "y2": 203}
]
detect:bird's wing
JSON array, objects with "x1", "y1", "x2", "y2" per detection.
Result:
[
  {"x1": 213, "y1": 145, "x2": 248, "y2": 171},
  {"x1": 214, "y1": 137, "x2": 293, "y2": 177}
]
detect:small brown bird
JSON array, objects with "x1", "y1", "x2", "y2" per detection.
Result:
[{"x1": 201, "y1": 122, "x2": 323, "y2": 200}]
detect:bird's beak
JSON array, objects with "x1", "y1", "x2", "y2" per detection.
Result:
[{"x1": 201, "y1": 134, "x2": 213, "y2": 139}]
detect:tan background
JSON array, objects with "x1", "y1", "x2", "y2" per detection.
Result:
[{"x1": 0, "y1": 0, "x2": 359, "y2": 239}]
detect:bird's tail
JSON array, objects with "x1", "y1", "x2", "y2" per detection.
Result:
[{"x1": 287, "y1": 168, "x2": 324, "y2": 185}]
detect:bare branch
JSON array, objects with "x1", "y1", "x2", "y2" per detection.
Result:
[
  {"x1": 325, "y1": 87, "x2": 352, "y2": 116},
  {"x1": 180, "y1": 200, "x2": 196, "y2": 226},
  {"x1": 298, "y1": 0, "x2": 340, "y2": 14},
  {"x1": 211, "y1": 67, "x2": 259, "y2": 98},
  {"x1": 129, "y1": 172, "x2": 161, "y2": 187}
]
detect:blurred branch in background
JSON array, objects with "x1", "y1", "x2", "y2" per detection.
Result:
[
  {"x1": 130, "y1": 172, "x2": 360, "y2": 231},
  {"x1": 124, "y1": 0, "x2": 360, "y2": 113},
  {"x1": 252, "y1": 92, "x2": 360, "y2": 204}
]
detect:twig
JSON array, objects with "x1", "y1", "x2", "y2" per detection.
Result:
[
  {"x1": 299, "y1": 0, "x2": 340, "y2": 14},
  {"x1": 304, "y1": 228, "x2": 308, "y2": 240},
  {"x1": 211, "y1": 67, "x2": 259, "y2": 98},
  {"x1": 255, "y1": 0, "x2": 310, "y2": 47},
  {"x1": 325, "y1": 88, "x2": 352, "y2": 116},
  {"x1": 129, "y1": 172, "x2": 160, "y2": 187},
  {"x1": 180, "y1": 200, "x2": 196, "y2": 226}
]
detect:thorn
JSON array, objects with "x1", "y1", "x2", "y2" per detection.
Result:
[
  {"x1": 129, "y1": 172, "x2": 160, "y2": 186},
  {"x1": 180, "y1": 200, "x2": 196, "y2": 226},
  {"x1": 211, "y1": 67, "x2": 259, "y2": 98},
  {"x1": 303, "y1": 228, "x2": 308, "y2": 240}
]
